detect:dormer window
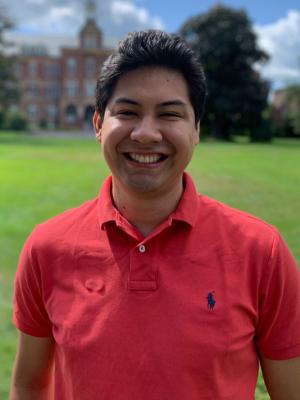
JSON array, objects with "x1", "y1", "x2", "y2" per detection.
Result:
[{"x1": 83, "y1": 35, "x2": 98, "y2": 49}]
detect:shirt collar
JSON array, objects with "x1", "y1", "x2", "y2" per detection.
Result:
[
  {"x1": 169, "y1": 172, "x2": 199, "y2": 227},
  {"x1": 97, "y1": 172, "x2": 199, "y2": 231},
  {"x1": 97, "y1": 176, "x2": 118, "y2": 230}
]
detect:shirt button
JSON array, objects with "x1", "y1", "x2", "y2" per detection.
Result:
[{"x1": 138, "y1": 244, "x2": 146, "y2": 253}]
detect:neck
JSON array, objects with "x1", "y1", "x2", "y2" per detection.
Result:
[{"x1": 112, "y1": 178, "x2": 184, "y2": 236}]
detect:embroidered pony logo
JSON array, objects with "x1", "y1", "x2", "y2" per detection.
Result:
[{"x1": 206, "y1": 291, "x2": 216, "y2": 310}]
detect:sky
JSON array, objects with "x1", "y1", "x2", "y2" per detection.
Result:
[{"x1": 3, "y1": 0, "x2": 300, "y2": 90}]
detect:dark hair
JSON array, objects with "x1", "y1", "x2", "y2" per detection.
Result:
[{"x1": 95, "y1": 30, "x2": 207, "y2": 124}]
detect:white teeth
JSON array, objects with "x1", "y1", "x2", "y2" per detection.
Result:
[{"x1": 129, "y1": 153, "x2": 161, "y2": 164}]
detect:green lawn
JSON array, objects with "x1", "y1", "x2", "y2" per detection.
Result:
[{"x1": 1, "y1": 133, "x2": 299, "y2": 399}]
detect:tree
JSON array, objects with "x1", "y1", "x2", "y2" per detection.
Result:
[
  {"x1": 180, "y1": 5, "x2": 270, "y2": 141},
  {"x1": 0, "y1": 3, "x2": 18, "y2": 116}
]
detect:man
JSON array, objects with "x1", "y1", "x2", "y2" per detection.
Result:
[{"x1": 11, "y1": 30, "x2": 300, "y2": 399}]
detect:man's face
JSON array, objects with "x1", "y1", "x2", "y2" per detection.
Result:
[{"x1": 94, "y1": 66, "x2": 199, "y2": 196}]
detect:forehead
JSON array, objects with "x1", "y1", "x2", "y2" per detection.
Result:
[{"x1": 108, "y1": 66, "x2": 191, "y2": 105}]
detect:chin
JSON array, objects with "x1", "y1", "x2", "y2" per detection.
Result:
[{"x1": 123, "y1": 177, "x2": 163, "y2": 193}]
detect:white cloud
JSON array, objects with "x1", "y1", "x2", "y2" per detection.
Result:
[
  {"x1": 15, "y1": 5, "x2": 81, "y2": 36},
  {"x1": 49, "y1": 6, "x2": 75, "y2": 19},
  {"x1": 255, "y1": 10, "x2": 300, "y2": 89},
  {"x1": 4, "y1": 0, "x2": 165, "y2": 53},
  {"x1": 111, "y1": 1, "x2": 164, "y2": 29}
]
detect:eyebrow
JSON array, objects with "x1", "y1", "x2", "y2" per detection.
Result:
[
  {"x1": 159, "y1": 100, "x2": 187, "y2": 108},
  {"x1": 114, "y1": 97, "x2": 139, "y2": 106},
  {"x1": 113, "y1": 97, "x2": 188, "y2": 108}
]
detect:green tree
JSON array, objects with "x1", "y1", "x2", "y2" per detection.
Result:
[
  {"x1": 180, "y1": 5, "x2": 270, "y2": 141},
  {"x1": 0, "y1": 3, "x2": 18, "y2": 117}
]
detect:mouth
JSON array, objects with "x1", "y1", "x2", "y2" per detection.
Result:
[{"x1": 124, "y1": 152, "x2": 168, "y2": 164}]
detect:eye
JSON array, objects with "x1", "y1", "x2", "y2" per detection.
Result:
[
  {"x1": 110, "y1": 110, "x2": 137, "y2": 120},
  {"x1": 160, "y1": 112, "x2": 181, "y2": 119}
]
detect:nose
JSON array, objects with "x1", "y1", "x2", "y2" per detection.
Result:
[{"x1": 130, "y1": 117, "x2": 162, "y2": 143}]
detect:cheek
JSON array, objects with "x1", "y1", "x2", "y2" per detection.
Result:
[
  {"x1": 101, "y1": 130, "x2": 126, "y2": 169},
  {"x1": 102, "y1": 146, "x2": 120, "y2": 175},
  {"x1": 168, "y1": 128, "x2": 197, "y2": 149},
  {"x1": 102, "y1": 139, "x2": 118, "y2": 162},
  {"x1": 102, "y1": 121, "x2": 131, "y2": 145},
  {"x1": 101, "y1": 128, "x2": 123, "y2": 150}
]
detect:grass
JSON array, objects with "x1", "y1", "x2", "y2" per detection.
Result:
[{"x1": 1, "y1": 132, "x2": 299, "y2": 399}]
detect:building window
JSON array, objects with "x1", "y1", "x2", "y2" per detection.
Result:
[
  {"x1": 65, "y1": 80, "x2": 78, "y2": 98},
  {"x1": 14, "y1": 62, "x2": 21, "y2": 78},
  {"x1": 47, "y1": 105, "x2": 57, "y2": 122},
  {"x1": 26, "y1": 84, "x2": 40, "y2": 98},
  {"x1": 85, "y1": 57, "x2": 97, "y2": 75},
  {"x1": 28, "y1": 61, "x2": 38, "y2": 76},
  {"x1": 45, "y1": 62, "x2": 59, "y2": 78},
  {"x1": 65, "y1": 105, "x2": 77, "y2": 124},
  {"x1": 27, "y1": 104, "x2": 38, "y2": 120},
  {"x1": 67, "y1": 57, "x2": 77, "y2": 75},
  {"x1": 85, "y1": 80, "x2": 95, "y2": 97},
  {"x1": 45, "y1": 84, "x2": 59, "y2": 98}
]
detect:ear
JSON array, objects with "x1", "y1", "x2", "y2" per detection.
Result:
[
  {"x1": 194, "y1": 122, "x2": 200, "y2": 145},
  {"x1": 93, "y1": 111, "x2": 102, "y2": 143}
]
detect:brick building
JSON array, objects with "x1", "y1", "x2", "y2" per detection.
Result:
[
  {"x1": 272, "y1": 88, "x2": 299, "y2": 118},
  {"x1": 15, "y1": 8, "x2": 112, "y2": 129},
  {"x1": 271, "y1": 88, "x2": 300, "y2": 134}
]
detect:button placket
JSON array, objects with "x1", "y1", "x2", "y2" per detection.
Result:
[{"x1": 127, "y1": 242, "x2": 157, "y2": 291}]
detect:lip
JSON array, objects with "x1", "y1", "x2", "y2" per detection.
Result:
[{"x1": 122, "y1": 151, "x2": 169, "y2": 168}]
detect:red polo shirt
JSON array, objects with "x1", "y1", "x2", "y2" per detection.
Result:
[{"x1": 13, "y1": 173, "x2": 300, "y2": 399}]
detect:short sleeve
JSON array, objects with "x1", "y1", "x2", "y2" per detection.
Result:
[
  {"x1": 13, "y1": 230, "x2": 53, "y2": 337},
  {"x1": 256, "y1": 232, "x2": 300, "y2": 360}
]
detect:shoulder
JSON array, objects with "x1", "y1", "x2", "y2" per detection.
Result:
[
  {"x1": 196, "y1": 194, "x2": 280, "y2": 258},
  {"x1": 198, "y1": 194, "x2": 277, "y2": 234},
  {"x1": 27, "y1": 197, "x2": 99, "y2": 253}
]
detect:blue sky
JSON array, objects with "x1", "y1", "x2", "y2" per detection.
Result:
[
  {"x1": 4, "y1": 0, "x2": 300, "y2": 89},
  {"x1": 135, "y1": 0, "x2": 300, "y2": 30}
]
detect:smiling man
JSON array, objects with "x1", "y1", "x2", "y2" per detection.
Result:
[
  {"x1": 94, "y1": 65, "x2": 199, "y2": 236},
  {"x1": 11, "y1": 30, "x2": 300, "y2": 400}
]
